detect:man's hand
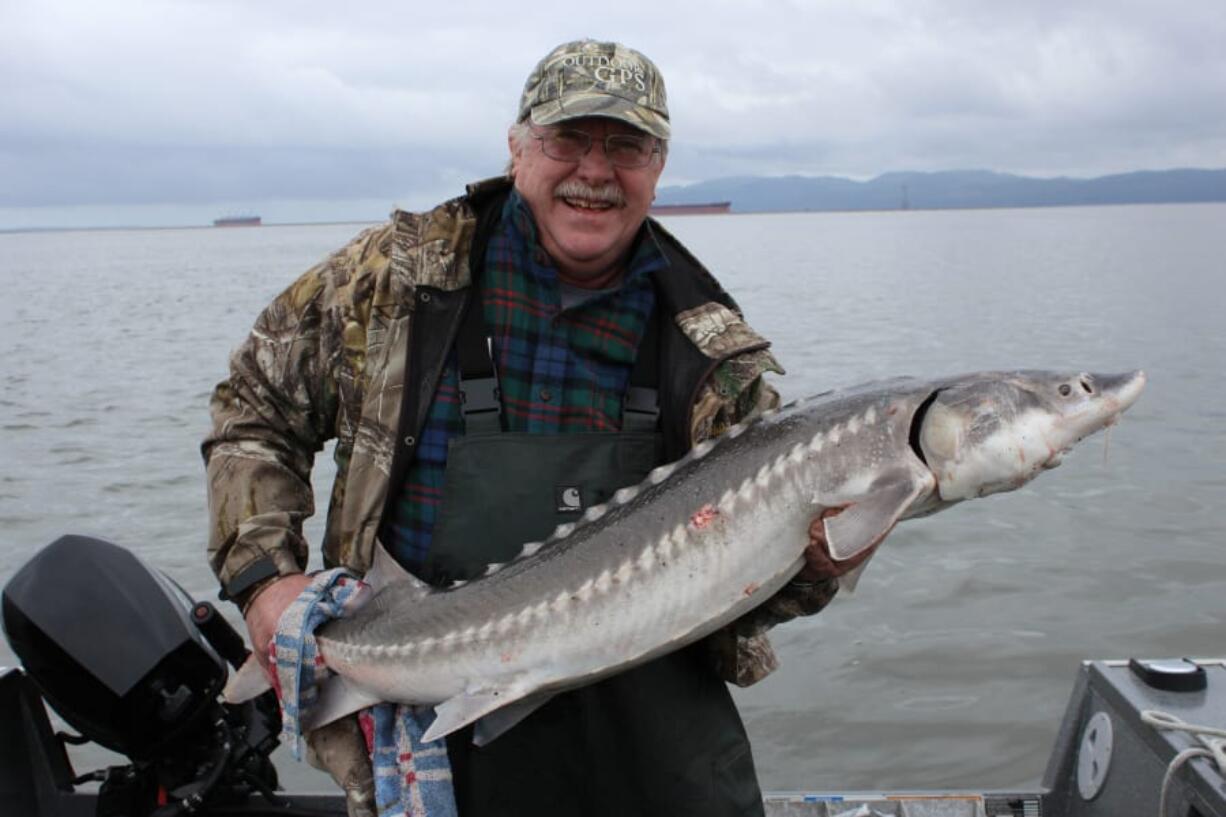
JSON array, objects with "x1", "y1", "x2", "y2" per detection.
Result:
[
  {"x1": 796, "y1": 506, "x2": 875, "y2": 582},
  {"x1": 242, "y1": 573, "x2": 375, "y2": 817},
  {"x1": 306, "y1": 717, "x2": 377, "y2": 817},
  {"x1": 243, "y1": 573, "x2": 312, "y2": 673}
]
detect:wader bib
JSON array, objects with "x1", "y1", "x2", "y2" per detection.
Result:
[{"x1": 420, "y1": 291, "x2": 764, "y2": 817}]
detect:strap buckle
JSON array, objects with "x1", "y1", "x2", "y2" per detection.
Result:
[
  {"x1": 623, "y1": 385, "x2": 660, "y2": 432},
  {"x1": 460, "y1": 377, "x2": 501, "y2": 418}
]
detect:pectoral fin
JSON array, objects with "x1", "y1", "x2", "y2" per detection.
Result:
[
  {"x1": 836, "y1": 562, "x2": 869, "y2": 593},
  {"x1": 298, "y1": 675, "x2": 384, "y2": 732},
  {"x1": 366, "y1": 542, "x2": 434, "y2": 598},
  {"x1": 420, "y1": 684, "x2": 536, "y2": 744},
  {"x1": 472, "y1": 693, "x2": 554, "y2": 746},
  {"x1": 222, "y1": 654, "x2": 272, "y2": 703},
  {"x1": 824, "y1": 471, "x2": 926, "y2": 561}
]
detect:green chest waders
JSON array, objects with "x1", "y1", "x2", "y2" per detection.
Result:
[{"x1": 418, "y1": 294, "x2": 764, "y2": 817}]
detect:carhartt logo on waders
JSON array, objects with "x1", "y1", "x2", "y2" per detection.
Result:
[{"x1": 556, "y1": 486, "x2": 583, "y2": 513}]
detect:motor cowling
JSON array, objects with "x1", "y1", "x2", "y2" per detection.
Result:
[{"x1": 1, "y1": 535, "x2": 227, "y2": 761}]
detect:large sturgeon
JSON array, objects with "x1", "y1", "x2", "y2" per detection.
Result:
[{"x1": 286, "y1": 369, "x2": 1146, "y2": 742}]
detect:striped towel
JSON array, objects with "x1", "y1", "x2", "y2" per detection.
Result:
[{"x1": 273, "y1": 569, "x2": 458, "y2": 817}]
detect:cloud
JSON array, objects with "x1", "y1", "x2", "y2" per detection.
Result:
[{"x1": 2, "y1": 0, "x2": 1224, "y2": 219}]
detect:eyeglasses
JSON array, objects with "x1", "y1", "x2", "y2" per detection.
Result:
[{"x1": 532, "y1": 127, "x2": 661, "y2": 169}]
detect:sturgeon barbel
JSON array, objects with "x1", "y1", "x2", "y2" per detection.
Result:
[{"x1": 304, "y1": 369, "x2": 1146, "y2": 742}]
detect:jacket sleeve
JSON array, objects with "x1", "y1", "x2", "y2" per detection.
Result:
[
  {"x1": 203, "y1": 227, "x2": 385, "y2": 609},
  {"x1": 697, "y1": 358, "x2": 842, "y2": 687}
]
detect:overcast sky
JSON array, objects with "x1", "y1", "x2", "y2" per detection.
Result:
[{"x1": 3, "y1": 0, "x2": 1224, "y2": 227}]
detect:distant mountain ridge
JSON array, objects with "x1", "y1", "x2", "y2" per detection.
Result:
[{"x1": 655, "y1": 168, "x2": 1226, "y2": 212}]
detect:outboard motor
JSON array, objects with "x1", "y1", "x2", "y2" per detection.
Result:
[{"x1": 2, "y1": 535, "x2": 281, "y2": 816}]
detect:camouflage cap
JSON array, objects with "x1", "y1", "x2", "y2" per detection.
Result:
[{"x1": 518, "y1": 40, "x2": 670, "y2": 140}]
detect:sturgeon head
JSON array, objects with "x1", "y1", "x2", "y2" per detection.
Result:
[{"x1": 915, "y1": 370, "x2": 1147, "y2": 505}]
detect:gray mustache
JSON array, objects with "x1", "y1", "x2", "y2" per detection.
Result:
[{"x1": 553, "y1": 181, "x2": 626, "y2": 207}]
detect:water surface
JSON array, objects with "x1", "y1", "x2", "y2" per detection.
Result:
[{"x1": 1, "y1": 203, "x2": 1222, "y2": 791}]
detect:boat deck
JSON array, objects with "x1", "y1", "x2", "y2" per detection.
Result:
[{"x1": 3, "y1": 660, "x2": 1224, "y2": 816}]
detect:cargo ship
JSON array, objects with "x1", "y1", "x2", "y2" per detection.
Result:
[
  {"x1": 649, "y1": 201, "x2": 731, "y2": 216},
  {"x1": 213, "y1": 215, "x2": 262, "y2": 227}
]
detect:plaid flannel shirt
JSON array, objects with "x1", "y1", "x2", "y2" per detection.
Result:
[{"x1": 383, "y1": 191, "x2": 664, "y2": 574}]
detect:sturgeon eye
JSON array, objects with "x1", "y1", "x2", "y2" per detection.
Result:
[{"x1": 1058, "y1": 384, "x2": 1072, "y2": 397}]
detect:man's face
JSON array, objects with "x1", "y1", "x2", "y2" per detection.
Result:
[{"x1": 508, "y1": 117, "x2": 665, "y2": 285}]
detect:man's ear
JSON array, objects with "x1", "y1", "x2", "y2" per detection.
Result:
[
  {"x1": 647, "y1": 146, "x2": 666, "y2": 192},
  {"x1": 507, "y1": 129, "x2": 520, "y2": 178}
]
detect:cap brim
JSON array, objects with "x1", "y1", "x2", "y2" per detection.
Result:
[{"x1": 529, "y1": 94, "x2": 670, "y2": 140}]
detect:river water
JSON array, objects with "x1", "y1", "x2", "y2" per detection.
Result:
[{"x1": 1, "y1": 203, "x2": 1223, "y2": 792}]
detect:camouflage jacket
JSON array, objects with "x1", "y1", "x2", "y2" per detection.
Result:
[{"x1": 204, "y1": 177, "x2": 838, "y2": 686}]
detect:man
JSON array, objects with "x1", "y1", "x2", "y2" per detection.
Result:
[{"x1": 205, "y1": 39, "x2": 869, "y2": 817}]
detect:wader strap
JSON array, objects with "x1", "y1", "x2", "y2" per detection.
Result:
[
  {"x1": 455, "y1": 294, "x2": 502, "y2": 435},
  {"x1": 454, "y1": 184, "x2": 510, "y2": 435},
  {"x1": 622, "y1": 307, "x2": 660, "y2": 432}
]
